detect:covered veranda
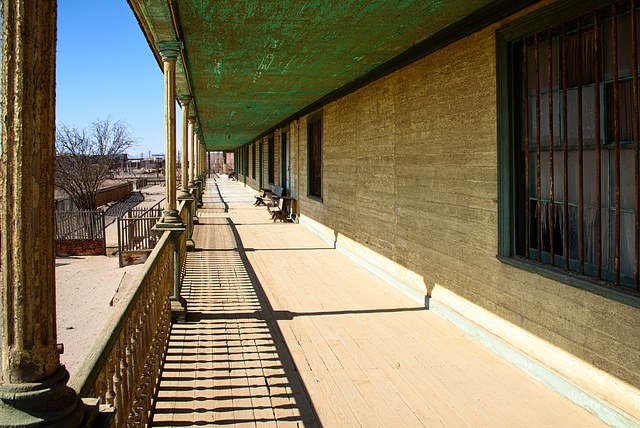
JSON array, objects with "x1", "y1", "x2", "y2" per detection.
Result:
[
  {"x1": 150, "y1": 178, "x2": 606, "y2": 427},
  {"x1": 2, "y1": 0, "x2": 639, "y2": 426}
]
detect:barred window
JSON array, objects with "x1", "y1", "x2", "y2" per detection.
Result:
[
  {"x1": 252, "y1": 144, "x2": 256, "y2": 179},
  {"x1": 307, "y1": 113, "x2": 322, "y2": 200},
  {"x1": 268, "y1": 134, "x2": 275, "y2": 184},
  {"x1": 503, "y1": 1, "x2": 639, "y2": 294}
]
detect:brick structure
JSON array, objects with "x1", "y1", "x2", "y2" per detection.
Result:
[{"x1": 56, "y1": 239, "x2": 106, "y2": 256}]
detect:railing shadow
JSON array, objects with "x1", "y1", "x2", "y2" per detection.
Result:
[{"x1": 151, "y1": 215, "x2": 321, "y2": 427}]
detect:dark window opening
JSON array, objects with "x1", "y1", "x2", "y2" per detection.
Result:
[
  {"x1": 243, "y1": 146, "x2": 249, "y2": 177},
  {"x1": 252, "y1": 144, "x2": 256, "y2": 179},
  {"x1": 509, "y1": 1, "x2": 640, "y2": 293},
  {"x1": 268, "y1": 134, "x2": 275, "y2": 185},
  {"x1": 307, "y1": 114, "x2": 322, "y2": 200}
]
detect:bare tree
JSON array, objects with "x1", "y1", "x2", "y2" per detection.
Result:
[{"x1": 55, "y1": 118, "x2": 137, "y2": 210}]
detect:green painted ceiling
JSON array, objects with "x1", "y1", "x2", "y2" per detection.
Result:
[{"x1": 128, "y1": 0, "x2": 498, "y2": 151}]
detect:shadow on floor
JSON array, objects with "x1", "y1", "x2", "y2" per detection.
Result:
[{"x1": 151, "y1": 216, "x2": 321, "y2": 427}]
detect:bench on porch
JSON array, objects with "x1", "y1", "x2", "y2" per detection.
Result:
[
  {"x1": 264, "y1": 185, "x2": 283, "y2": 207},
  {"x1": 268, "y1": 195, "x2": 295, "y2": 222},
  {"x1": 254, "y1": 188, "x2": 272, "y2": 206}
]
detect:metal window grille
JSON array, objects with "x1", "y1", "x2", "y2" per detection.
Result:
[
  {"x1": 308, "y1": 116, "x2": 322, "y2": 199},
  {"x1": 516, "y1": 0, "x2": 640, "y2": 293},
  {"x1": 252, "y1": 144, "x2": 256, "y2": 178},
  {"x1": 268, "y1": 134, "x2": 275, "y2": 184}
]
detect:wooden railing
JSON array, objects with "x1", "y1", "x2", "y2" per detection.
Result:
[
  {"x1": 69, "y1": 189, "x2": 200, "y2": 426},
  {"x1": 128, "y1": 198, "x2": 164, "y2": 219},
  {"x1": 55, "y1": 209, "x2": 107, "y2": 256},
  {"x1": 55, "y1": 209, "x2": 105, "y2": 241},
  {"x1": 178, "y1": 200, "x2": 189, "y2": 283},
  {"x1": 70, "y1": 231, "x2": 173, "y2": 427},
  {"x1": 117, "y1": 199, "x2": 165, "y2": 268}
]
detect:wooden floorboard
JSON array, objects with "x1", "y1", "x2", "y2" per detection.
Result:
[{"x1": 152, "y1": 178, "x2": 610, "y2": 427}]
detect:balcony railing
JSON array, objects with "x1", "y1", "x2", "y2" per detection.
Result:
[
  {"x1": 70, "y1": 230, "x2": 172, "y2": 426},
  {"x1": 117, "y1": 199, "x2": 165, "y2": 268},
  {"x1": 70, "y1": 195, "x2": 195, "y2": 426}
]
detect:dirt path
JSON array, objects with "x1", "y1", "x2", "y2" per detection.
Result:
[{"x1": 57, "y1": 184, "x2": 165, "y2": 376}]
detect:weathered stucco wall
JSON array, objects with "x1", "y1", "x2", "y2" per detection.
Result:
[{"x1": 236, "y1": 1, "x2": 640, "y2": 418}]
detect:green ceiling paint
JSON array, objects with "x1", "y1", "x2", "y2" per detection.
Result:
[{"x1": 132, "y1": 0, "x2": 492, "y2": 150}]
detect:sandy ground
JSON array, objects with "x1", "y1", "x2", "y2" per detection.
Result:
[
  {"x1": 55, "y1": 184, "x2": 165, "y2": 376},
  {"x1": 56, "y1": 255, "x2": 145, "y2": 375},
  {"x1": 0, "y1": 184, "x2": 167, "y2": 377}
]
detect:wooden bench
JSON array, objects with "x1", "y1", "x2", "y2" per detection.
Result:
[
  {"x1": 264, "y1": 185, "x2": 283, "y2": 207},
  {"x1": 254, "y1": 188, "x2": 271, "y2": 206},
  {"x1": 269, "y1": 197, "x2": 290, "y2": 222}
]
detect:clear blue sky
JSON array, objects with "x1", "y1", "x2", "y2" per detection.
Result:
[{"x1": 57, "y1": 1, "x2": 176, "y2": 158}]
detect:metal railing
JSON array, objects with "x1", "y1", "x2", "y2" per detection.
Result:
[{"x1": 70, "y1": 231, "x2": 173, "y2": 427}]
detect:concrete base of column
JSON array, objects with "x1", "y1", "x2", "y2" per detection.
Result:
[
  {"x1": 177, "y1": 194, "x2": 195, "y2": 251},
  {"x1": 0, "y1": 366, "x2": 85, "y2": 427},
  {"x1": 158, "y1": 209, "x2": 183, "y2": 227},
  {"x1": 177, "y1": 188, "x2": 191, "y2": 199},
  {"x1": 151, "y1": 222, "x2": 185, "y2": 238},
  {"x1": 195, "y1": 180, "x2": 204, "y2": 208},
  {"x1": 170, "y1": 296, "x2": 188, "y2": 323}
]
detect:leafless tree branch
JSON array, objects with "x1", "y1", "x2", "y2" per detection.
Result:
[{"x1": 55, "y1": 118, "x2": 138, "y2": 210}]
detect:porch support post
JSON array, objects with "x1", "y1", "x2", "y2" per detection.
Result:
[
  {"x1": 188, "y1": 116, "x2": 196, "y2": 188},
  {"x1": 201, "y1": 141, "x2": 206, "y2": 178},
  {"x1": 0, "y1": 1, "x2": 84, "y2": 425},
  {"x1": 178, "y1": 95, "x2": 191, "y2": 198},
  {"x1": 154, "y1": 41, "x2": 187, "y2": 322},
  {"x1": 193, "y1": 128, "x2": 199, "y2": 182},
  {"x1": 157, "y1": 41, "x2": 183, "y2": 225},
  {"x1": 202, "y1": 143, "x2": 206, "y2": 179},
  {"x1": 199, "y1": 139, "x2": 205, "y2": 202},
  {"x1": 177, "y1": 96, "x2": 195, "y2": 251},
  {"x1": 193, "y1": 128, "x2": 203, "y2": 206}
]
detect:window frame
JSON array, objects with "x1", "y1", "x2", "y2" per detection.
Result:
[
  {"x1": 252, "y1": 144, "x2": 256, "y2": 179},
  {"x1": 307, "y1": 112, "x2": 323, "y2": 201},
  {"x1": 268, "y1": 134, "x2": 275, "y2": 185},
  {"x1": 496, "y1": 0, "x2": 640, "y2": 306}
]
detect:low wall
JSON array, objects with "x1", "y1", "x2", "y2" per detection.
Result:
[
  {"x1": 56, "y1": 239, "x2": 106, "y2": 256},
  {"x1": 95, "y1": 182, "x2": 133, "y2": 208}
]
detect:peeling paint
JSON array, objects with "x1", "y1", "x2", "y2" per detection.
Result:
[{"x1": 133, "y1": 0, "x2": 493, "y2": 149}]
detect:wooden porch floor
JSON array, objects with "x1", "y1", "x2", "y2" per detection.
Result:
[{"x1": 152, "y1": 178, "x2": 608, "y2": 427}]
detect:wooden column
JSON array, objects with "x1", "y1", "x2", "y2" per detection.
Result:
[
  {"x1": 188, "y1": 116, "x2": 196, "y2": 187},
  {"x1": 200, "y1": 140, "x2": 205, "y2": 177},
  {"x1": 178, "y1": 95, "x2": 191, "y2": 198},
  {"x1": 194, "y1": 127, "x2": 200, "y2": 179},
  {"x1": 0, "y1": 1, "x2": 84, "y2": 425},
  {"x1": 157, "y1": 41, "x2": 183, "y2": 224}
]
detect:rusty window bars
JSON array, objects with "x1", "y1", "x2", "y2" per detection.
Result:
[{"x1": 517, "y1": 0, "x2": 639, "y2": 293}]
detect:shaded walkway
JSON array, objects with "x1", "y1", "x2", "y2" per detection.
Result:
[{"x1": 152, "y1": 178, "x2": 608, "y2": 427}]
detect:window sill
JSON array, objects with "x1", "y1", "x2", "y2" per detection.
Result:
[
  {"x1": 496, "y1": 255, "x2": 640, "y2": 310},
  {"x1": 307, "y1": 194, "x2": 323, "y2": 203}
]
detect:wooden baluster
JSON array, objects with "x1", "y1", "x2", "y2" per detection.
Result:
[
  {"x1": 114, "y1": 333, "x2": 124, "y2": 427},
  {"x1": 106, "y1": 352, "x2": 115, "y2": 406},
  {"x1": 138, "y1": 284, "x2": 151, "y2": 424},
  {"x1": 130, "y1": 299, "x2": 143, "y2": 424},
  {"x1": 93, "y1": 374, "x2": 101, "y2": 403},
  {"x1": 125, "y1": 318, "x2": 135, "y2": 423}
]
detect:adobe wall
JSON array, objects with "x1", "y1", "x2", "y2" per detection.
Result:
[{"x1": 237, "y1": 1, "x2": 640, "y2": 417}]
